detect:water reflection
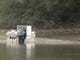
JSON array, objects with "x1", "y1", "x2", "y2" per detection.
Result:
[
  {"x1": 2, "y1": 44, "x2": 80, "y2": 60},
  {"x1": 0, "y1": 44, "x2": 6, "y2": 60},
  {"x1": 6, "y1": 45, "x2": 26, "y2": 60},
  {"x1": 35, "y1": 45, "x2": 80, "y2": 60},
  {"x1": 6, "y1": 43, "x2": 35, "y2": 60},
  {"x1": 26, "y1": 43, "x2": 35, "y2": 60}
]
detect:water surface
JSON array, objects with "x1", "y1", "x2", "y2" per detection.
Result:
[{"x1": 0, "y1": 44, "x2": 80, "y2": 60}]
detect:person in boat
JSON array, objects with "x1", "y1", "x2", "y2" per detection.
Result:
[{"x1": 17, "y1": 28, "x2": 26, "y2": 45}]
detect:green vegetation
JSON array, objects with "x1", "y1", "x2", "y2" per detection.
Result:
[
  {"x1": 0, "y1": 0, "x2": 79, "y2": 29},
  {"x1": 0, "y1": 0, "x2": 80, "y2": 40}
]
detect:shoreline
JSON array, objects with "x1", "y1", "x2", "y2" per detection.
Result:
[
  {"x1": 35, "y1": 38, "x2": 80, "y2": 45},
  {"x1": 1, "y1": 38, "x2": 80, "y2": 45}
]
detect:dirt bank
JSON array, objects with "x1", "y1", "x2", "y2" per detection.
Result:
[
  {"x1": 35, "y1": 38, "x2": 80, "y2": 45},
  {"x1": 1, "y1": 38, "x2": 80, "y2": 45}
]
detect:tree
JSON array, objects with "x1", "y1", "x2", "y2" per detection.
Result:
[{"x1": 0, "y1": 0, "x2": 80, "y2": 29}]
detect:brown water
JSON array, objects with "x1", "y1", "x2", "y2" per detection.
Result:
[{"x1": 0, "y1": 44, "x2": 80, "y2": 60}]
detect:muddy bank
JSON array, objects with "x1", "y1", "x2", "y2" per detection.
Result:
[
  {"x1": 35, "y1": 38, "x2": 80, "y2": 45},
  {"x1": 0, "y1": 38, "x2": 80, "y2": 45}
]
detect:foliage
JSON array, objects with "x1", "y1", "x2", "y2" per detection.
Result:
[{"x1": 0, "y1": 0, "x2": 80, "y2": 29}]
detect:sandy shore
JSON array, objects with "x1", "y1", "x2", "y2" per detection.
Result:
[
  {"x1": 35, "y1": 38, "x2": 80, "y2": 45},
  {"x1": 1, "y1": 38, "x2": 80, "y2": 45}
]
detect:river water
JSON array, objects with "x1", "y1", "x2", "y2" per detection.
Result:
[{"x1": 0, "y1": 44, "x2": 80, "y2": 60}]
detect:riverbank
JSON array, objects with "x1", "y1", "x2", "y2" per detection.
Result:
[
  {"x1": 35, "y1": 38, "x2": 80, "y2": 45},
  {"x1": 1, "y1": 38, "x2": 80, "y2": 45},
  {"x1": 1, "y1": 29, "x2": 80, "y2": 41},
  {"x1": 0, "y1": 29, "x2": 80, "y2": 45},
  {"x1": 36, "y1": 29, "x2": 80, "y2": 41}
]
